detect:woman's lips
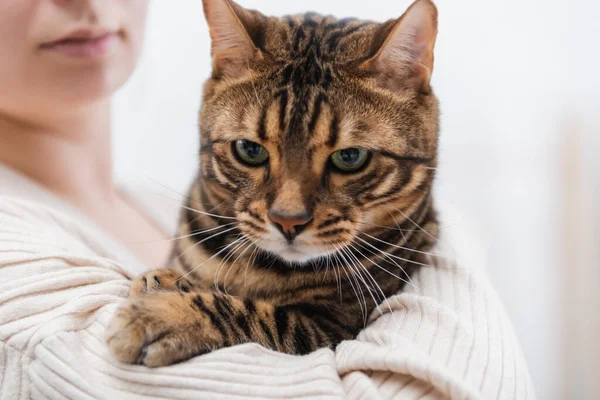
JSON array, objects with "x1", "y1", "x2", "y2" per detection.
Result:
[{"x1": 40, "y1": 30, "x2": 119, "y2": 60}]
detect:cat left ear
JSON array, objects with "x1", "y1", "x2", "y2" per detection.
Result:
[
  {"x1": 202, "y1": 0, "x2": 262, "y2": 78},
  {"x1": 361, "y1": 0, "x2": 438, "y2": 92}
]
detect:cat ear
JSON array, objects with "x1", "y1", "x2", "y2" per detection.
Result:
[
  {"x1": 202, "y1": 0, "x2": 262, "y2": 78},
  {"x1": 362, "y1": 0, "x2": 438, "y2": 92}
]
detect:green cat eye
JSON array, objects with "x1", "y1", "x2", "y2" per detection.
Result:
[
  {"x1": 330, "y1": 148, "x2": 370, "y2": 172},
  {"x1": 234, "y1": 140, "x2": 269, "y2": 166}
]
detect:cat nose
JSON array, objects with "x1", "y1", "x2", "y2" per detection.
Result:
[{"x1": 268, "y1": 211, "x2": 312, "y2": 242}]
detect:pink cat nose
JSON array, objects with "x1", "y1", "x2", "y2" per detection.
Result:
[{"x1": 268, "y1": 211, "x2": 312, "y2": 242}]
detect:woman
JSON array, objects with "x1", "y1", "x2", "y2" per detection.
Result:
[
  {"x1": 0, "y1": 0, "x2": 169, "y2": 267},
  {"x1": 0, "y1": 1, "x2": 535, "y2": 399}
]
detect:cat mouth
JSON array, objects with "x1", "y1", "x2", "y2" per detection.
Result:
[{"x1": 248, "y1": 224, "x2": 340, "y2": 264}]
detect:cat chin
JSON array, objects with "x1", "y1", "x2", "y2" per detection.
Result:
[
  {"x1": 275, "y1": 249, "x2": 319, "y2": 264},
  {"x1": 257, "y1": 241, "x2": 326, "y2": 265}
]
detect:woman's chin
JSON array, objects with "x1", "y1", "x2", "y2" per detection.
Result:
[
  {"x1": 39, "y1": 63, "x2": 135, "y2": 109},
  {"x1": 30, "y1": 43, "x2": 138, "y2": 109}
]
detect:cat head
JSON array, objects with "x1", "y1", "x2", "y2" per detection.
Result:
[{"x1": 199, "y1": 0, "x2": 439, "y2": 264}]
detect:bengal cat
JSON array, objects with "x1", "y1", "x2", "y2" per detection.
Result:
[{"x1": 107, "y1": 0, "x2": 440, "y2": 367}]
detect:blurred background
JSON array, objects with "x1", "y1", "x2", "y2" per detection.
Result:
[{"x1": 112, "y1": 0, "x2": 600, "y2": 398}]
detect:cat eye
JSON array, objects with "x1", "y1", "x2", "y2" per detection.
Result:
[
  {"x1": 234, "y1": 140, "x2": 269, "y2": 166},
  {"x1": 330, "y1": 148, "x2": 370, "y2": 173}
]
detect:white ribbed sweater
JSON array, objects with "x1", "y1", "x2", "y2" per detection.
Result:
[{"x1": 0, "y1": 165, "x2": 536, "y2": 400}]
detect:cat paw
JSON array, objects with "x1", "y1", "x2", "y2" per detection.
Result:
[
  {"x1": 106, "y1": 292, "x2": 218, "y2": 367},
  {"x1": 129, "y1": 269, "x2": 194, "y2": 297}
]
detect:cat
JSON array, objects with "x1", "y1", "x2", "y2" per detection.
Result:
[{"x1": 107, "y1": 0, "x2": 440, "y2": 367}]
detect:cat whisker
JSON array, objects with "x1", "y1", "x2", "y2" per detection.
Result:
[
  {"x1": 356, "y1": 235, "x2": 438, "y2": 270},
  {"x1": 344, "y1": 244, "x2": 393, "y2": 319},
  {"x1": 332, "y1": 244, "x2": 366, "y2": 323},
  {"x1": 126, "y1": 222, "x2": 238, "y2": 244},
  {"x1": 345, "y1": 247, "x2": 388, "y2": 301},
  {"x1": 325, "y1": 246, "x2": 343, "y2": 302},
  {"x1": 223, "y1": 239, "x2": 255, "y2": 295},
  {"x1": 355, "y1": 220, "x2": 419, "y2": 233},
  {"x1": 395, "y1": 208, "x2": 439, "y2": 243},
  {"x1": 388, "y1": 210, "x2": 410, "y2": 246},
  {"x1": 185, "y1": 205, "x2": 238, "y2": 221},
  {"x1": 193, "y1": 199, "x2": 238, "y2": 213},
  {"x1": 143, "y1": 175, "x2": 237, "y2": 213},
  {"x1": 214, "y1": 233, "x2": 245, "y2": 292},
  {"x1": 177, "y1": 225, "x2": 240, "y2": 260},
  {"x1": 219, "y1": 237, "x2": 252, "y2": 295},
  {"x1": 188, "y1": 222, "x2": 238, "y2": 234},
  {"x1": 140, "y1": 177, "x2": 237, "y2": 220},
  {"x1": 353, "y1": 225, "x2": 423, "y2": 299},
  {"x1": 347, "y1": 243, "x2": 405, "y2": 332},
  {"x1": 335, "y1": 261, "x2": 343, "y2": 302},
  {"x1": 349, "y1": 242, "x2": 412, "y2": 293},
  {"x1": 179, "y1": 236, "x2": 247, "y2": 282},
  {"x1": 323, "y1": 245, "x2": 338, "y2": 297},
  {"x1": 353, "y1": 237, "x2": 417, "y2": 289},
  {"x1": 343, "y1": 244, "x2": 385, "y2": 301},
  {"x1": 334, "y1": 244, "x2": 368, "y2": 325},
  {"x1": 244, "y1": 243, "x2": 262, "y2": 287},
  {"x1": 361, "y1": 231, "x2": 446, "y2": 259},
  {"x1": 340, "y1": 245, "x2": 386, "y2": 321}
]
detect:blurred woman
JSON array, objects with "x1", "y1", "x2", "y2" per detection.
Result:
[{"x1": 0, "y1": 0, "x2": 168, "y2": 266}]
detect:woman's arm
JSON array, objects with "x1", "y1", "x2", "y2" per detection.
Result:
[
  {"x1": 334, "y1": 208, "x2": 537, "y2": 400},
  {"x1": 336, "y1": 267, "x2": 536, "y2": 399},
  {"x1": 0, "y1": 198, "x2": 535, "y2": 399},
  {"x1": 0, "y1": 197, "x2": 345, "y2": 399}
]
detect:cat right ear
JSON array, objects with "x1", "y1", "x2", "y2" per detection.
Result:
[{"x1": 202, "y1": 0, "x2": 262, "y2": 78}]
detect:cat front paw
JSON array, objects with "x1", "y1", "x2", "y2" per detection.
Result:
[
  {"x1": 129, "y1": 269, "x2": 194, "y2": 297},
  {"x1": 106, "y1": 292, "x2": 219, "y2": 367}
]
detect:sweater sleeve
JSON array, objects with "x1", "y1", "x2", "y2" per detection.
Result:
[
  {"x1": 334, "y1": 212, "x2": 537, "y2": 400},
  {"x1": 0, "y1": 197, "x2": 536, "y2": 400},
  {"x1": 0, "y1": 198, "x2": 345, "y2": 400}
]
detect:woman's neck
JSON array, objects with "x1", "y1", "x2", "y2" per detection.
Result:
[
  {"x1": 0, "y1": 102, "x2": 117, "y2": 209},
  {"x1": 0, "y1": 103, "x2": 173, "y2": 266}
]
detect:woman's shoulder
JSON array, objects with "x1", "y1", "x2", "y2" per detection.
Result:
[
  {"x1": 0, "y1": 163, "x2": 66, "y2": 210},
  {"x1": 0, "y1": 163, "x2": 148, "y2": 276},
  {"x1": 0, "y1": 164, "x2": 93, "y2": 254}
]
